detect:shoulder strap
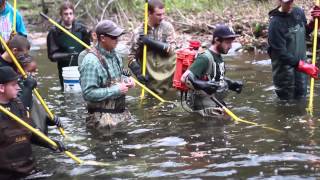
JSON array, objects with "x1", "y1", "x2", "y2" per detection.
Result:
[
  {"x1": 203, "y1": 50, "x2": 216, "y2": 80},
  {"x1": 88, "y1": 48, "x2": 112, "y2": 85}
]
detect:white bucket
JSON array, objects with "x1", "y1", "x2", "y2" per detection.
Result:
[{"x1": 62, "y1": 66, "x2": 81, "y2": 93}]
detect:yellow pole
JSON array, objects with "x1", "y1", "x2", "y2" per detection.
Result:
[
  {"x1": 13, "y1": 0, "x2": 17, "y2": 34},
  {"x1": 0, "y1": 105, "x2": 83, "y2": 164},
  {"x1": 0, "y1": 105, "x2": 109, "y2": 166},
  {"x1": 210, "y1": 97, "x2": 283, "y2": 133},
  {"x1": 39, "y1": 13, "x2": 168, "y2": 103},
  {"x1": 0, "y1": 35, "x2": 66, "y2": 137},
  {"x1": 307, "y1": 0, "x2": 320, "y2": 116},
  {"x1": 140, "y1": 0, "x2": 149, "y2": 99}
]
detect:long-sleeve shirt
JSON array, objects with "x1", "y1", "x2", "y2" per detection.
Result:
[
  {"x1": 79, "y1": 43, "x2": 123, "y2": 102},
  {"x1": 0, "y1": 2, "x2": 27, "y2": 41}
]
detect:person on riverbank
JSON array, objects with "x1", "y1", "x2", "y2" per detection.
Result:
[
  {"x1": 79, "y1": 20, "x2": 135, "y2": 129},
  {"x1": 0, "y1": 66, "x2": 66, "y2": 180},
  {"x1": 268, "y1": 0, "x2": 320, "y2": 100},
  {"x1": 47, "y1": 1, "x2": 90, "y2": 90},
  {"x1": 0, "y1": 0, "x2": 27, "y2": 53},
  {"x1": 128, "y1": 0, "x2": 176, "y2": 95},
  {"x1": 181, "y1": 24, "x2": 243, "y2": 117}
]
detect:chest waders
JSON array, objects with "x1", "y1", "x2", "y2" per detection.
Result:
[
  {"x1": 141, "y1": 27, "x2": 176, "y2": 95},
  {"x1": 84, "y1": 48, "x2": 132, "y2": 129},
  {"x1": 0, "y1": 100, "x2": 34, "y2": 176},
  {"x1": 55, "y1": 29, "x2": 84, "y2": 88},
  {"x1": 272, "y1": 23, "x2": 307, "y2": 100},
  {"x1": 86, "y1": 48, "x2": 126, "y2": 114}
]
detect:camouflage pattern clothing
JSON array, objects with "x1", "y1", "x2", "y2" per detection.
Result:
[
  {"x1": 129, "y1": 20, "x2": 177, "y2": 94},
  {"x1": 79, "y1": 43, "x2": 131, "y2": 129}
]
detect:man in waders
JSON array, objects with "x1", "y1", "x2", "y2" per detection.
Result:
[
  {"x1": 0, "y1": 66, "x2": 66, "y2": 180},
  {"x1": 47, "y1": 1, "x2": 90, "y2": 90},
  {"x1": 128, "y1": 0, "x2": 176, "y2": 95},
  {"x1": 268, "y1": 0, "x2": 320, "y2": 100},
  {"x1": 0, "y1": 0, "x2": 27, "y2": 54},
  {"x1": 181, "y1": 24, "x2": 243, "y2": 117},
  {"x1": 79, "y1": 20, "x2": 135, "y2": 129}
]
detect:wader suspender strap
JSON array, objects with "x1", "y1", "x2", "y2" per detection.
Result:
[
  {"x1": 204, "y1": 50, "x2": 216, "y2": 81},
  {"x1": 89, "y1": 48, "x2": 112, "y2": 86}
]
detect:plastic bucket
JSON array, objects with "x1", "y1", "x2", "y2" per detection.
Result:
[{"x1": 62, "y1": 66, "x2": 81, "y2": 93}]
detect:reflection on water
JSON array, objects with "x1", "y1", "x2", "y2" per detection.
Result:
[{"x1": 30, "y1": 49, "x2": 320, "y2": 179}]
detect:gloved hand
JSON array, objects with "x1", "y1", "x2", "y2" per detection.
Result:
[
  {"x1": 139, "y1": 34, "x2": 170, "y2": 55},
  {"x1": 52, "y1": 140, "x2": 67, "y2": 152},
  {"x1": 51, "y1": 52, "x2": 78, "y2": 60},
  {"x1": 137, "y1": 74, "x2": 149, "y2": 85},
  {"x1": 122, "y1": 69, "x2": 132, "y2": 77},
  {"x1": 187, "y1": 72, "x2": 220, "y2": 95},
  {"x1": 311, "y1": 6, "x2": 320, "y2": 18},
  {"x1": 23, "y1": 75, "x2": 37, "y2": 89},
  {"x1": 202, "y1": 81, "x2": 221, "y2": 95},
  {"x1": 69, "y1": 52, "x2": 79, "y2": 57},
  {"x1": 53, "y1": 116, "x2": 64, "y2": 128},
  {"x1": 128, "y1": 60, "x2": 149, "y2": 84},
  {"x1": 226, "y1": 78, "x2": 243, "y2": 93},
  {"x1": 297, "y1": 60, "x2": 320, "y2": 79}
]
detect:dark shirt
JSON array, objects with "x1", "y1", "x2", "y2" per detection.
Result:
[
  {"x1": 0, "y1": 55, "x2": 15, "y2": 70},
  {"x1": 189, "y1": 49, "x2": 224, "y2": 82}
]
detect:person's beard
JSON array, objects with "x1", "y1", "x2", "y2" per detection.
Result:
[{"x1": 217, "y1": 44, "x2": 227, "y2": 54}]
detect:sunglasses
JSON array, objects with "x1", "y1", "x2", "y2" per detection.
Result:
[{"x1": 100, "y1": 34, "x2": 118, "y2": 40}]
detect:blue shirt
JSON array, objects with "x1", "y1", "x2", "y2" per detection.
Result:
[{"x1": 0, "y1": 2, "x2": 27, "y2": 41}]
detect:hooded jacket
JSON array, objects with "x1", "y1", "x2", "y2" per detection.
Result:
[{"x1": 267, "y1": 6, "x2": 312, "y2": 100}]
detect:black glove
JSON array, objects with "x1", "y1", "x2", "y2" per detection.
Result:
[
  {"x1": 187, "y1": 72, "x2": 220, "y2": 95},
  {"x1": 46, "y1": 115, "x2": 64, "y2": 128},
  {"x1": 19, "y1": 76, "x2": 37, "y2": 108},
  {"x1": 122, "y1": 69, "x2": 132, "y2": 77},
  {"x1": 225, "y1": 78, "x2": 243, "y2": 93},
  {"x1": 23, "y1": 75, "x2": 37, "y2": 89},
  {"x1": 51, "y1": 52, "x2": 78, "y2": 60},
  {"x1": 128, "y1": 60, "x2": 149, "y2": 84},
  {"x1": 140, "y1": 35, "x2": 170, "y2": 55},
  {"x1": 52, "y1": 140, "x2": 67, "y2": 152}
]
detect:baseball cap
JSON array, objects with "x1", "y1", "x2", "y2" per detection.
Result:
[
  {"x1": 95, "y1": 20, "x2": 125, "y2": 37},
  {"x1": 213, "y1": 24, "x2": 240, "y2": 39},
  {"x1": 281, "y1": 0, "x2": 293, "y2": 2},
  {"x1": 0, "y1": 66, "x2": 18, "y2": 84}
]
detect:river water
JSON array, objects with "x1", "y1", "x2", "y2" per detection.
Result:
[{"x1": 28, "y1": 49, "x2": 320, "y2": 179}]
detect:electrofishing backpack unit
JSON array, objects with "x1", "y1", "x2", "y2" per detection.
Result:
[{"x1": 172, "y1": 40, "x2": 201, "y2": 92}]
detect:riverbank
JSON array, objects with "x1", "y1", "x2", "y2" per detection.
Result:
[{"x1": 24, "y1": 0, "x2": 315, "y2": 52}]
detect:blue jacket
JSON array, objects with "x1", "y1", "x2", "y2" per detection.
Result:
[{"x1": 0, "y1": 2, "x2": 27, "y2": 41}]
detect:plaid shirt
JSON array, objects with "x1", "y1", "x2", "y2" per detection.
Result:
[{"x1": 79, "y1": 43, "x2": 123, "y2": 102}]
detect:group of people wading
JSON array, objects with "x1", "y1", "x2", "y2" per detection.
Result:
[{"x1": 0, "y1": 0, "x2": 320, "y2": 179}]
